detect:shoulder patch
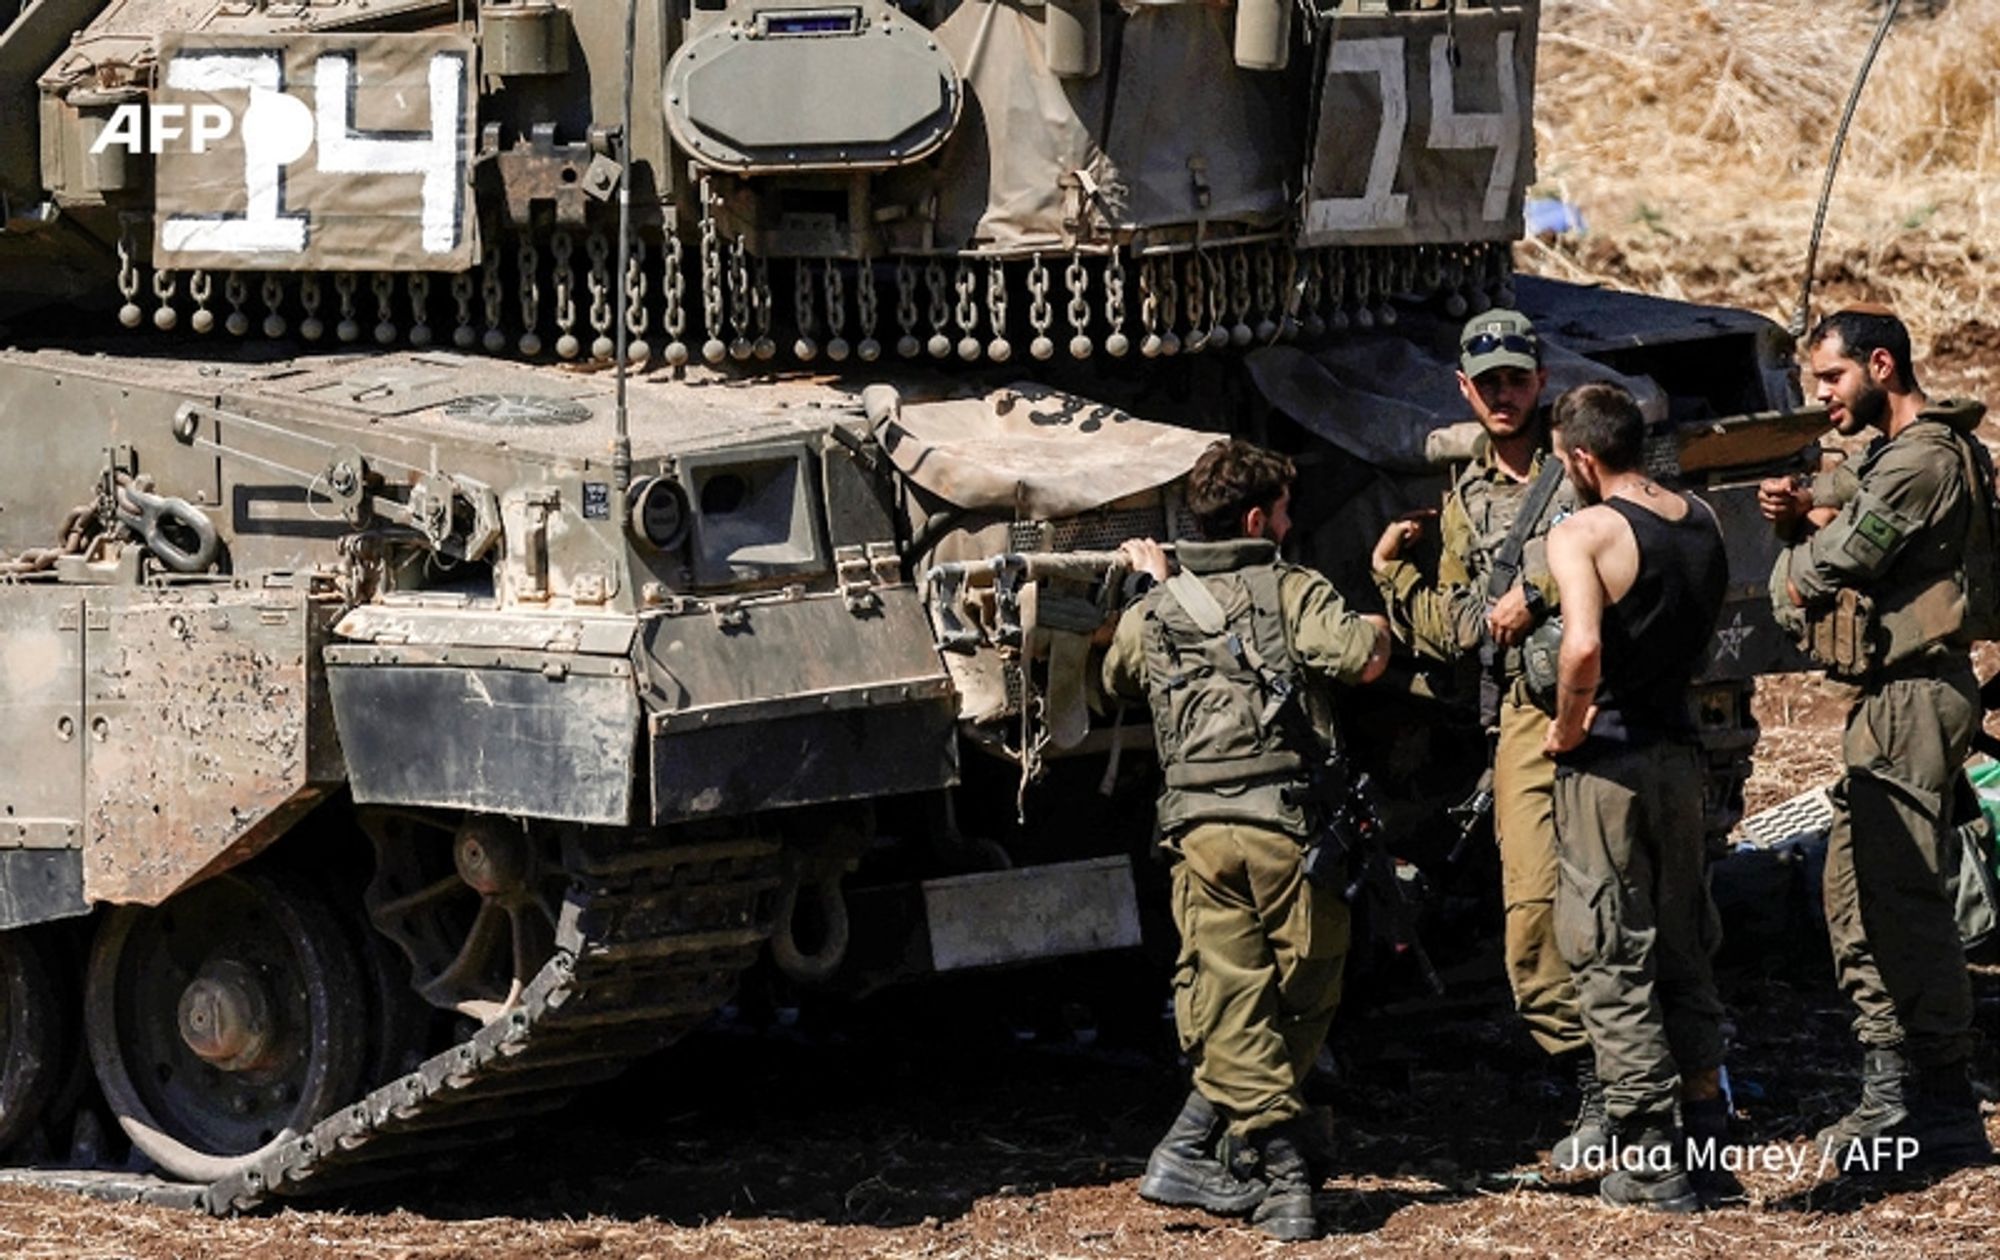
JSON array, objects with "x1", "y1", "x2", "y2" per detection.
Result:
[{"x1": 1855, "y1": 509, "x2": 1903, "y2": 553}]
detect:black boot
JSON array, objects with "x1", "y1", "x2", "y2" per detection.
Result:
[
  {"x1": 1551, "y1": 1050, "x2": 1610, "y2": 1172},
  {"x1": 1681, "y1": 1096, "x2": 1745, "y2": 1205},
  {"x1": 1816, "y1": 1047, "x2": 1909, "y2": 1160},
  {"x1": 1295, "y1": 1103, "x2": 1337, "y2": 1187},
  {"x1": 1244, "y1": 1121, "x2": 1321, "y2": 1242},
  {"x1": 1137, "y1": 1091, "x2": 1264, "y2": 1216},
  {"x1": 1599, "y1": 1111, "x2": 1701, "y2": 1213},
  {"x1": 1894, "y1": 1062, "x2": 1994, "y2": 1173}
]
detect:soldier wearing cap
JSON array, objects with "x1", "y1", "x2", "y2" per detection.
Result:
[
  {"x1": 1761, "y1": 306, "x2": 1996, "y2": 1172},
  {"x1": 1370, "y1": 310, "x2": 1603, "y2": 1166}
]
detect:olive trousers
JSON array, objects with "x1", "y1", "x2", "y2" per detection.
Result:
[
  {"x1": 1553, "y1": 739, "x2": 1725, "y2": 1123},
  {"x1": 1826, "y1": 664, "x2": 1978, "y2": 1068},
  {"x1": 1495, "y1": 696, "x2": 1590, "y2": 1056},
  {"x1": 1169, "y1": 821, "x2": 1350, "y2": 1138}
]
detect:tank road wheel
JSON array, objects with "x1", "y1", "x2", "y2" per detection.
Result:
[
  {"x1": 0, "y1": 929, "x2": 65, "y2": 1153},
  {"x1": 84, "y1": 871, "x2": 367, "y2": 1183},
  {"x1": 362, "y1": 810, "x2": 566, "y2": 1024}
]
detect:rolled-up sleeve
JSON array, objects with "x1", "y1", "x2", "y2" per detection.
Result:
[
  {"x1": 1790, "y1": 443, "x2": 1949, "y2": 607},
  {"x1": 1101, "y1": 605, "x2": 1149, "y2": 702},
  {"x1": 1282, "y1": 569, "x2": 1379, "y2": 684}
]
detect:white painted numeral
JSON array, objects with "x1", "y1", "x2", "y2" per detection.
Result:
[
  {"x1": 1427, "y1": 32, "x2": 1520, "y2": 223},
  {"x1": 313, "y1": 52, "x2": 467, "y2": 255},
  {"x1": 1305, "y1": 37, "x2": 1410, "y2": 234},
  {"x1": 159, "y1": 54, "x2": 313, "y2": 254}
]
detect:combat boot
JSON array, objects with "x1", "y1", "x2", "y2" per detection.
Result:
[
  {"x1": 1137, "y1": 1091, "x2": 1264, "y2": 1215},
  {"x1": 1681, "y1": 1095, "x2": 1745, "y2": 1205},
  {"x1": 1296, "y1": 1103, "x2": 1337, "y2": 1186},
  {"x1": 1551, "y1": 1050, "x2": 1610, "y2": 1171},
  {"x1": 1598, "y1": 1112, "x2": 1701, "y2": 1213},
  {"x1": 1892, "y1": 1062, "x2": 1994, "y2": 1172},
  {"x1": 1244, "y1": 1121, "x2": 1321, "y2": 1242},
  {"x1": 1815, "y1": 1047, "x2": 1909, "y2": 1160}
]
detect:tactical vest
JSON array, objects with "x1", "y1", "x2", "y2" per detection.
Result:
[
  {"x1": 1454, "y1": 446, "x2": 1572, "y2": 601},
  {"x1": 1138, "y1": 540, "x2": 1316, "y2": 838}
]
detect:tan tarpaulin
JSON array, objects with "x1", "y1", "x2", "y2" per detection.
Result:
[{"x1": 873, "y1": 382, "x2": 1219, "y2": 517}]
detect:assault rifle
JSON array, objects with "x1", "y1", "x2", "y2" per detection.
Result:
[{"x1": 1297, "y1": 749, "x2": 1446, "y2": 996}]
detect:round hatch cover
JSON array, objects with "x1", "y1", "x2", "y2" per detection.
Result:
[{"x1": 442, "y1": 394, "x2": 593, "y2": 426}]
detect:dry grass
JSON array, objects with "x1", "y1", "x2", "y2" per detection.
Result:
[{"x1": 1529, "y1": 0, "x2": 2000, "y2": 379}]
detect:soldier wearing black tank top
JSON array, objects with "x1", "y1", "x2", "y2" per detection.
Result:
[{"x1": 1541, "y1": 383, "x2": 1733, "y2": 1213}]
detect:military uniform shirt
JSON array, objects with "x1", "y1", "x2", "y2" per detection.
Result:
[{"x1": 1374, "y1": 442, "x2": 1573, "y2": 664}]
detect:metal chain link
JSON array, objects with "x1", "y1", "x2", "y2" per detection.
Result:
[
  {"x1": 700, "y1": 187, "x2": 726, "y2": 364},
  {"x1": 1139, "y1": 256, "x2": 1161, "y2": 357},
  {"x1": 1027, "y1": 254, "x2": 1053, "y2": 360},
  {"x1": 793, "y1": 258, "x2": 818, "y2": 361},
  {"x1": 1102, "y1": 248, "x2": 1128, "y2": 357},
  {"x1": 953, "y1": 259, "x2": 979, "y2": 361},
  {"x1": 730, "y1": 235, "x2": 755, "y2": 361},
  {"x1": 1205, "y1": 250, "x2": 1228, "y2": 350},
  {"x1": 406, "y1": 273, "x2": 431, "y2": 346},
  {"x1": 585, "y1": 230, "x2": 613, "y2": 360},
  {"x1": 334, "y1": 272, "x2": 359, "y2": 342},
  {"x1": 1182, "y1": 255, "x2": 1205, "y2": 354},
  {"x1": 190, "y1": 269, "x2": 215, "y2": 334},
  {"x1": 1157, "y1": 254, "x2": 1180, "y2": 355},
  {"x1": 1301, "y1": 248, "x2": 1326, "y2": 337},
  {"x1": 985, "y1": 258, "x2": 1010, "y2": 362},
  {"x1": 1254, "y1": 245, "x2": 1278, "y2": 342},
  {"x1": 225, "y1": 271, "x2": 250, "y2": 337},
  {"x1": 518, "y1": 235, "x2": 543, "y2": 356},
  {"x1": 150, "y1": 267, "x2": 179, "y2": 332},
  {"x1": 662, "y1": 226, "x2": 688, "y2": 367},
  {"x1": 552, "y1": 231, "x2": 580, "y2": 357},
  {"x1": 1064, "y1": 251, "x2": 1091, "y2": 359},
  {"x1": 298, "y1": 273, "x2": 323, "y2": 342},
  {"x1": 624, "y1": 236, "x2": 651, "y2": 366},
  {"x1": 924, "y1": 258, "x2": 950, "y2": 359},
  {"x1": 485, "y1": 245, "x2": 512, "y2": 352},
  {"x1": 115, "y1": 220, "x2": 142, "y2": 328},
  {"x1": 375, "y1": 271, "x2": 400, "y2": 345},
  {"x1": 259, "y1": 275, "x2": 288, "y2": 339},
  {"x1": 895, "y1": 256, "x2": 920, "y2": 358},
  {"x1": 823, "y1": 259, "x2": 849, "y2": 362},
  {"x1": 752, "y1": 255, "x2": 775, "y2": 360},
  {"x1": 855, "y1": 257, "x2": 880, "y2": 362},
  {"x1": 1228, "y1": 246, "x2": 1252, "y2": 346}
]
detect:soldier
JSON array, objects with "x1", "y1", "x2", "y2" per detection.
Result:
[
  {"x1": 1369, "y1": 310, "x2": 1604, "y2": 1165},
  {"x1": 1105, "y1": 439, "x2": 1389, "y2": 1242},
  {"x1": 1760, "y1": 306, "x2": 1996, "y2": 1172},
  {"x1": 1541, "y1": 381, "x2": 1732, "y2": 1212}
]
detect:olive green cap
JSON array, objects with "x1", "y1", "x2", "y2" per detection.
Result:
[{"x1": 1459, "y1": 309, "x2": 1540, "y2": 378}]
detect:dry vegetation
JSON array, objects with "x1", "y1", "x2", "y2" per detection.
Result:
[{"x1": 1527, "y1": 0, "x2": 2000, "y2": 394}]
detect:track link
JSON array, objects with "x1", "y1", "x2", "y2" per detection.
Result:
[{"x1": 10, "y1": 835, "x2": 782, "y2": 1214}]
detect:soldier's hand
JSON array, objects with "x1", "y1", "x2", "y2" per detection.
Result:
[
  {"x1": 1118, "y1": 538, "x2": 1171, "y2": 584},
  {"x1": 1486, "y1": 585, "x2": 1534, "y2": 647},
  {"x1": 1372, "y1": 514, "x2": 1428, "y2": 573},
  {"x1": 1757, "y1": 475, "x2": 1813, "y2": 530}
]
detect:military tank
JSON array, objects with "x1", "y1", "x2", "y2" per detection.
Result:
[{"x1": 0, "y1": 0, "x2": 1817, "y2": 1212}]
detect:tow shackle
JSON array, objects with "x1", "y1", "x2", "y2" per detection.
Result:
[{"x1": 116, "y1": 484, "x2": 220, "y2": 573}]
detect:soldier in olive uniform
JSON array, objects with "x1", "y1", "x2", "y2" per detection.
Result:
[
  {"x1": 1761, "y1": 307, "x2": 1996, "y2": 1171},
  {"x1": 1106, "y1": 440, "x2": 1389, "y2": 1242},
  {"x1": 1370, "y1": 311, "x2": 1603, "y2": 1164}
]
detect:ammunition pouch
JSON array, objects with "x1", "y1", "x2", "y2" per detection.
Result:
[
  {"x1": 1801, "y1": 587, "x2": 1881, "y2": 679},
  {"x1": 1519, "y1": 615, "x2": 1563, "y2": 716}
]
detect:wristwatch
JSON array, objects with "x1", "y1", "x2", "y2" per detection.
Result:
[{"x1": 1520, "y1": 581, "x2": 1549, "y2": 623}]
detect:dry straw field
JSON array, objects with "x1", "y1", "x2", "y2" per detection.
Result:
[{"x1": 1529, "y1": 0, "x2": 1999, "y2": 390}]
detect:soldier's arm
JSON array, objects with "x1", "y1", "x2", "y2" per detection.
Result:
[
  {"x1": 1100, "y1": 604, "x2": 1151, "y2": 703},
  {"x1": 1789, "y1": 443, "x2": 1952, "y2": 607},
  {"x1": 1372, "y1": 492, "x2": 1484, "y2": 661},
  {"x1": 1543, "y1": 512, "x2": 1606, "y2": 755},
  {"x1": 1284, "y1": 569, "x2": 1389, "y2": 685}
]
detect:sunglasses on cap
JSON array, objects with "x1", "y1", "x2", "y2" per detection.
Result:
[{"x1": 1461, "y1": 332, "x2": 1539, "y2": 358}]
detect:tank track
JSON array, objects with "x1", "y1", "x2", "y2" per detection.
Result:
[{"x1": 15, "y1": 834, "x2": 782, "y2": 1214}]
